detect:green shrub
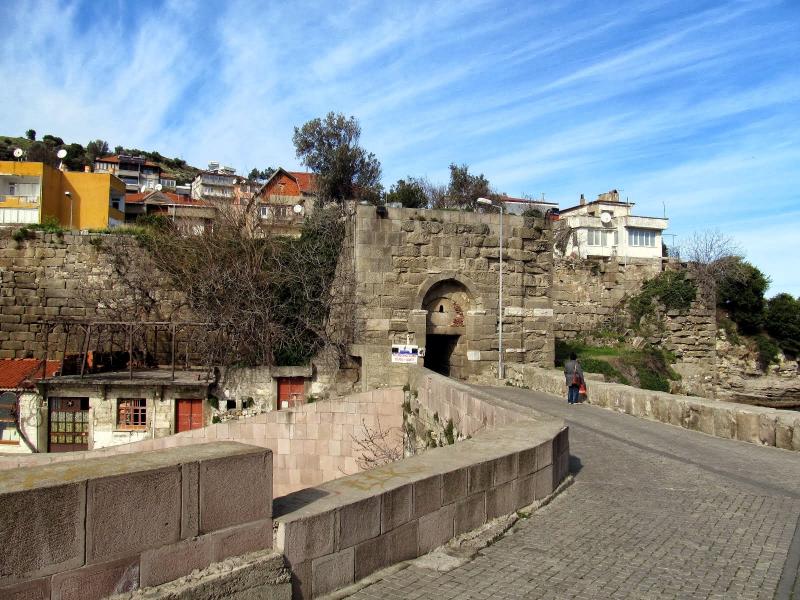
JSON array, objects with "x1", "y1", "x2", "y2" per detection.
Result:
[
  {"x1": 628, "y1": 271, "x2": 697, "y2": 324},
  {"x1": 764, "y1": 293, "x2": 800, "y2": 356},
  {"x1": 443, "y1": 419, "x2": 455, "y2": 445},
  {"x1": 754, "y1": 334, "x2": 779, "y2": 371},
  {"x1": 716, "y1": 260, "x2": 768, "y2": 334},
  {"x1": 580, "y1": 358, "x2": 629, "y2": 385}
]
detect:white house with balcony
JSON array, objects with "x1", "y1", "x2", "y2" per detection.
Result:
[{"x1": 557, "y1": 190, "x2": 668, "y2": 261}]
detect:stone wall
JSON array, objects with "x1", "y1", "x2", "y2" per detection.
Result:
[
  {"x1": 351, "y1": 205, "x2": 554, "y2": 390},
  {"x1": 0, "y1": 442, "x2": 285, "y2": 600},
  {"x1": 523, "y1": 366, "x2": 800, "y2": 451},
  {"x1": 0, "y1": 229, "x2": 188, "y2": 359},
  {"x1": 273, "y1": 368, "x2": 569, "y2": 599},
  {"x1": 0, "y1": 389, "x2": 405, "y2": 499},
  {"x1": 551, "y1": 257, "x2": 717, "y2": 397}
]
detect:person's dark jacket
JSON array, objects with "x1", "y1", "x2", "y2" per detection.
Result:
[{"x1": 564, "y1": 359, "x2": 584, "y2": 387}]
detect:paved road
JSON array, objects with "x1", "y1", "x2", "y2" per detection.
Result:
[{"x1": 346, "y1": 386, "x2": 800, "y2": 600}]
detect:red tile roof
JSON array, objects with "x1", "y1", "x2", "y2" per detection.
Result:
[
  {"x1": 96, "y1": 155, "x2": 162, "y2": 169},
  {"x1": 0, "y1": 359, "x2": 60, "y2": 390},
  {"x1": 289, "y1": 171, "x2": 317, "y2": 194},
  {"x1": 125, "y1": 191, "x2": 208, "y2": 206}
]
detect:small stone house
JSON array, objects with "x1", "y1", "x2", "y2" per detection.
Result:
[{"x1": 0, "y1": 358, "x2": 60, "y2": 453}]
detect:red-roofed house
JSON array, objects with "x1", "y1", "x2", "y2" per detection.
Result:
[
  {"x1": 124, "y1": 190, "x2": 216, "y2": 233},
  {"x1": 255, "y1": 168, "x2": 318, "y2": 235},
  {"x1": 0, "y1": 359, "x2": 60, "y2": 452}
]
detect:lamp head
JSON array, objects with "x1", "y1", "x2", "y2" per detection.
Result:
[{"x1": 476, "y1": 197, "x2": 492, "y2": 205}]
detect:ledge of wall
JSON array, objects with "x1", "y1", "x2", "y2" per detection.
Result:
[
  {"x1": 522, "y1": 366, "x2": 800, "y2": 451},
  {"x1": 0, "y1": 442, "x2": 275, "y2": 600},
  {"x1": 274, "y1": 368, "x2": 569, "y2": 599}
]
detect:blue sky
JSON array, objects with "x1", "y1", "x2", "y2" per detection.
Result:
[{"x1": 2, "y1": 0, "x2": 798, "y2": 295}]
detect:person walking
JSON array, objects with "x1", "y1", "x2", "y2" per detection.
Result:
[{"x1": 563, "y1": 352, "x2": 584, "y2": 405}]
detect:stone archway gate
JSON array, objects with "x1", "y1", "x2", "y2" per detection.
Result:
[{"x1": 349, "y1": 205, "x2": 555, "y2": 389}]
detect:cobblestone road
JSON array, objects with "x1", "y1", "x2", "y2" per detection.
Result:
[{"x1": 346, "y1": 387, "x2": 800, "y2": 600}]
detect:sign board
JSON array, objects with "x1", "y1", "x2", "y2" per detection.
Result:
[
  {"x1": 391, "y1": 344, "x2": 419, "y2": 364},
  {"x1": 533, "y1": 308, "x2": 554, "y2": 317}
]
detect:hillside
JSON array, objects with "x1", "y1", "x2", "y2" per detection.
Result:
[{"x1": 0, "y1": 133, "x2": 202, "y2": 185}]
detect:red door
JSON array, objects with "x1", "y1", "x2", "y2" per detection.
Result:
[
  {"x1": 176, "y1": 398, "x2": 204, "y2": 433},
  {"x1": 277, "y1": 377, "x2": 305, "y2": 409}
]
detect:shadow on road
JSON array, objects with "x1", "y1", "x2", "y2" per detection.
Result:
[{"x1": 569, "y1": 454, "x2": 583, "y2": 476}]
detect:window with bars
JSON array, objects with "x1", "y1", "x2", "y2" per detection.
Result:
[
  {"x1": 628, "y1": 228, "x2": 656, "y2": 247},
  {"x1": 117, "y1": 398, "x2": 146, "y2": 430}
]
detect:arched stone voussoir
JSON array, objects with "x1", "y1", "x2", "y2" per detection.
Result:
[{"x1": 415, "y1": 272, "x2": 484, "y2": 310}]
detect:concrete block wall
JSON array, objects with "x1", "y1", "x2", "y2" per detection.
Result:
[
  {"x1": 522, "y1": 366, "x2": 800, "y2": 451},
  {"x1": 274, "y1": 368, "x2": 569, "y2": 599},
  {"x1": 0, "y1": 390, "x2": 405, "y2": 498},
  {"x1": 0, "y1": 442, "x2": 274, "y2": 600}
]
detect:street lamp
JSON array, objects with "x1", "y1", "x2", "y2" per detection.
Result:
[
  {"x1": 477, "y1": 197, "x2": 504, "y2": 379},
  {"x1": 65, "y1": 191, "x2": 73, "y2": 229}
]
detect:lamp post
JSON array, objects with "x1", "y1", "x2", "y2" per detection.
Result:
[
  {"x1": 477, "y1": 197, "x2": 504, "y2": 379},
  {"x1": 65, "y1": 191, "x2": 73, "y2": 229}
]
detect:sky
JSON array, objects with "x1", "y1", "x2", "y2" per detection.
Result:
[{"x1": 1, "y1": 0, "x2": 798, "y2": 295}]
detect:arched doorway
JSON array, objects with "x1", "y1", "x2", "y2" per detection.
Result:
[{"x1": 421, "y1": 279, "x2": 473, "y2": 378}]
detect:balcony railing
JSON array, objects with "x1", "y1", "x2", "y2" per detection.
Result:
[{"x1": 0, "y1": 195, "x2": 40, "y2": 206}]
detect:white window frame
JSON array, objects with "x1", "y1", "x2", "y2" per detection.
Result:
[{"x1": 628, "y1": 228, "x2": 656, "y2": 247}]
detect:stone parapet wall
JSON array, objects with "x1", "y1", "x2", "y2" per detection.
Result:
[
  {"x1": 0, "y1": 390, "x2": 404, "y2": 498},
  {"x1": 0, "y1": 442, "x2": 281, "y2": 600},
  {"x1": 274, "y1": 368, "x2": 569, "y2": 599},
  {"x1": 522, "y1": 366, "x2": 800, "y2": 451}
]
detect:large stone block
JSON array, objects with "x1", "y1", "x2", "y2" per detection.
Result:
[
  {"x1": 713, "y1": 408, "x2": 736, "y2": 439},
  {"x1": 468, "y1": 460, "x2": 494, "y2": 494},
  {"x1": 213, "y1": 518, "x2": 273, "y2": 562},
  {"x1": 454, "y1": 492, "x2": 486, "y2": 536},
  {"x1": 492, "y1": 453, "x2": 518, "y2": 486},
  {"x1": 0, "y1": 576, "x2": 50, "y2": 600},
  {"x1": 442, "y1": 467, "x2": 467, "y2": 505},
  {"x1": 759, "y1": 414, "x2": 777, "y2": 447},
  {"x1": 735, "y1": 412, "x2": 760, "y2": 444},
  {"x1": 199, "y1": 450, "x2": 271, "y2": 533},
  {"x1": 534, "y1": 464, "x2": 555, "y2": 499},
  {"x1": 412, "y1": 474, "x2": 442, "y2": 518},
  {"x1": 0, "y1": 483, "x2": 85, "y2": 587},
  {"x1": 86, "y1": 467, "x2": 181, "y2": 564},
  {"x1": 381, "y1": 484, "x2": 412, "y2": 533},
  {"x1": 486, "y1": 481, "x2": 515, "y2": 520},
  {"x1": 337, "y1": 496, "x2": 380, "y2": 549},
  {"x1": 513, "y1": 474, "x2": 536, "y2": 509},
  {"x1": 181, "y1": 462, "x2": 199, "y2": 539},
  {"x1": 418, "y1": 503, "x2": 455, "y2": 554},
  {"x1": 312, "y1": 547, "x2": 354, "y2": 597},
  {"x1": 353, "y1": 521, "x2": 418, "y2": 581},
  {"x1": 278, "y1": 512, "x2": 335, "y2": 566},
  {"x1": 51, "y1": 555, "x2": 139, "y2": 600},
  {"x1": 139, "y1": 535, "x2": 215, "y2": 588}
]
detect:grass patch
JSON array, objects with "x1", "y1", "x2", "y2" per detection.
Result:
[{"x1": 580, "y1": 357, "x2": 630, "y2": 385}]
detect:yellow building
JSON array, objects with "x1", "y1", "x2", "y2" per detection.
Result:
[{"x1": 0, "y1": 161, "x2": 125, "y2": 229}]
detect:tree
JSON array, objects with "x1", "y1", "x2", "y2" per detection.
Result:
[
  {"x1": 293, "y1": 112, "x2": 382, "y2": 204},
  {"x1": 42, "y1": 134, "x2": 64, "y2": 146},
  {"x1": 248, "y1": 167, "x2": 276, "y2": 182},
  {"x1": 114, "y1": 145, "x2": 124, "y2": 155},
  {"x1": 85, "y1": 139, "x2": 110, "y2": 164},
  {"x1": 385, "y1": 178, "x2": 428, "y2": 208},
  {"x1": 25, "y1": 129, "x2": 36, "y2": 141},
  {"x1": 680, "y1": 229, "x2": 744, "y2": 299},
  {"x1": 429, "y1": 163, "x2": 491, "y2": 210},
  {"x1": 764, "y1": 293, "x2": 800, "y2": 355},
  {"x1": 716, "y1": 259, "x2": 769, "y2": 334},
  {"x1": 64, "y1": 143, "x2": 87, "y2": 172},
  {"x1": 26, "y1": 142, "x2": 59, "y2": 167}
]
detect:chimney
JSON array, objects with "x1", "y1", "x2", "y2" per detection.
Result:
[{"x1": 579, "y1": 194, "x2": 586, "y2": 206}]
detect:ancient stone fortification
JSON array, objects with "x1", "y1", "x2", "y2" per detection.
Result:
[
  {"x1": 0, "y1": 229, "x2": 188, "y2": 359},
  {"x1": 351, "y1": 205, "x2": 554, "y2": 389},
  {"x1": 551, "y1": 257, "x2": 717, "y2": 397}
]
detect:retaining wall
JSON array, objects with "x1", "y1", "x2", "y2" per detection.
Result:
[
  {"x1": 521, "y1": 366, "x2": 800, "y2": 451},
  {"x1": 0, "y1": 442, "x2": 286, "y2": 600},
  {"x1": 0, "y1": 390, "x2": 404, "y2": 498},
  {"x1": 274, "y1": 368, "x2": 569, "y2": 598}
]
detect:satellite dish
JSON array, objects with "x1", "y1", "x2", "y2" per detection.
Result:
[
  {"x1": 292, "y1": 204, "x2": 304, "y2": 215},
  {"x1": 56, "y1": 149, "x2": 68, "y2": 159},
  {"x1": 155, "y1": 184, "x2": 163, "y2": 191},
  {"x1": 13, "y1": 148, "x2": 23, "y2": 158},
  {"x1": 600, "y1": 212, "x2": 612, "y2": 224}
]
